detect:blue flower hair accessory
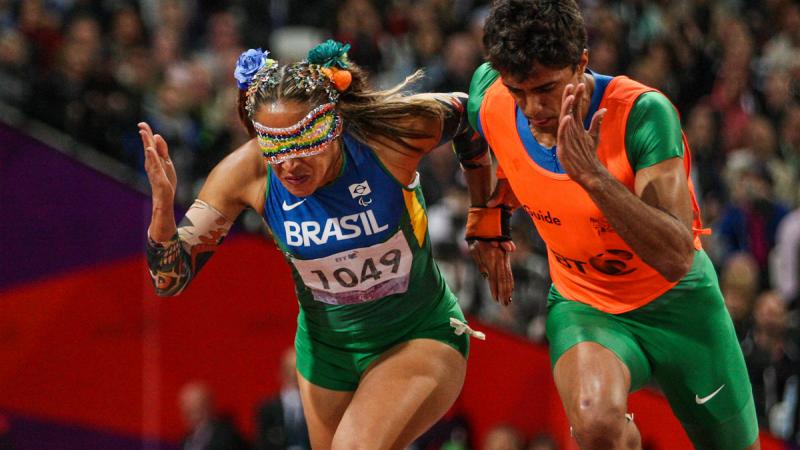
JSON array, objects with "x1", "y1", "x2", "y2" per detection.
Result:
[
  {"x1": 234, "y1": 48, "x2": 274, "y2": 90},
  {"x1": 307, "y1": 40, "x2": 351, "y2": 69}
]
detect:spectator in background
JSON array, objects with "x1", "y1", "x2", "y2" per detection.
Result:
[
  {"x1": 196, "y1": 10, "x2": 243, "y2": 88},
  {"x1": 583, "y1": 5, "x2": 625, "y2": 72},
  {"x1": 741, "y1": 291, "x2": 800, "y2": 440},
  {"x1": 684, "y1": 102, "x2": 724, "y2": 204},
  {"x1": 772, "y1": 207, "x2": 800, "y2": 307},
  {"x1": 144, "y1": 0, "x2": 193, "y2": 57},
  {"x1": 62, "y1": 10, "x2": 143, "y2": 166},
  {"x1": 526, "y1": 433, "x2": 557, "y2": 450},
  {"x1": 0, "y1": 413, "x2": 11, "y2": 450},
  {"x1": 108, "y1": 4, "x2": 146, "y2": 65},
  {"x1": 683, "y1": 101, "x2": 728, "y2": 265},
  {"x1": 758, "y1": 68, "x2": 794, "y2": 124},
  {"x1": 152, "y1": 26, "x2": 185, "y2": 76},
  {"x1": 426, "y1": 185, "x2": 492, "y2": 316},
  {"x1": 410, "y1": 413, "x2": 472, "y2": 450},
  {"x1": 720, "y1": 252, "x2": 761, "y2": 340},
  {"x1": 251, "y1": 0, "x2": 336, "y2": 31},
  {"x1": 254, "y1": 348, "x2": 310, "y2": 450},
  {"x1": 179, "y1": 381, "x2": 249, "y2": 450},
  {"x1": 506, "y1": 217, "x2": 550, "y2": 343},
  {"x1": 467, "y1": 4, "x2": 490, "y2": 53},
  {"x1": 718, "y1": 155, "x2": 789, "y2": 286},
  {"x1": 27, "y1": 13, "x2": 100, "y2": 132},
  {"x1": 709, "y1": 62, "x2": 755, "y2": 154},
  {"x1": 628, "y1": 39, "x2": 679, "y2": 101},
  {"x1": 665, "y1": 3, "x2": 716, "y2": 114},
  {"x1": 0, "y1": 29, "x2": 32, "y2": 108},
  {"x1": 759, "y1": 1, "x2": 800, "y2": 78},
  {"x1": 585, "y1": 37, "x2": 619, "y2": 76},
  {"x1": 734, "y1": 116, "x2": 795, "y2": 209},
  {"x1": 18, "y1": 0, "x2": 62, "y2": 72},
  {"x1": 779, "y1": 104, "x2": 800, "y2": 207},
  {"x1": 0, "y1": 0, "x2": 14, "y2": 32},
  {"x1": 334, "y1": 0, "x2": 383, "y2": 74},
  {"x1": 483, "y1": 423, "x2": 523, "y2": 450},
  {"x1": 409, "y1": 3, "x2": 446, "y2": 91},
  {"x1": 431, "y1": 32, "x2": 481, "y2": 93},
  {"x1": 709, "y1": 18, "x2": 756, "y2": 153}
]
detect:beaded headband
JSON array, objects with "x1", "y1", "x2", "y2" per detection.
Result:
[
  {"x1": 235, "y1": 41, "x2": 353, "y2": 116},
  {"x1": 234, "y1": 42, "x2": 352, "y2": 163},
  {"x1": 244, "y1": 62, "x2": 281, "y2": 116},
  {"x1": 285, "y1": 64, "x2": 341, "y2": 103},
  {"x1": 253, "y1": 103, "x2": 343, "y2": 164}
]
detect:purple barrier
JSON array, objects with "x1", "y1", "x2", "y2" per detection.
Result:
[
  {"x1": 2, "y1": 411, "x2": 179, "y2": 450},
  {"x1": 0, "y1": 123, "x2": 153, "y2": 290}
]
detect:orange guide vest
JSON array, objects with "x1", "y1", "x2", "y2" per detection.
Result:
[{"x1": 479, "y1": 76, "x2": 705, "y2": 313}]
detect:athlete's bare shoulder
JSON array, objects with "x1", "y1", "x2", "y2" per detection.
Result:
[{"x1": 198, "y1": 138, "x2": 266, "y2": 219}]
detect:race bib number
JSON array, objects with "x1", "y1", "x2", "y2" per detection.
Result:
[{"x1": 292, "y1": 231, "x2": 413, "y2": 305}]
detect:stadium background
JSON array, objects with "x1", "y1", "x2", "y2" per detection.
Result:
[{"x1": 1, "y1": 0, "x2": 799, "y2": 448}]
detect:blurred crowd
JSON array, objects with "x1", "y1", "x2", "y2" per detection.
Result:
[{"x1": 2, "y1": 0, "x2": 800, "y2": 445}]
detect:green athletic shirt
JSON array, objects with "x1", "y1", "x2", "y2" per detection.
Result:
[{"x1": 467, "y1": 62, "x2": 684, "y2": 172}]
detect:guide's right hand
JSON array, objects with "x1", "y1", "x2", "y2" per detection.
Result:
[
  {"x1": 485, "y1": 179, "x2": 519, "y2": 254},
  {"x1": 140, "y1": 122, "x2": 177, "y2": 241},
  {"x1": 468, "y1": 240, "x2": 514, "y2": 306}
]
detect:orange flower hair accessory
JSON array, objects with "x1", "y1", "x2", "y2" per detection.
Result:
[{"x1": 320, "y1": 67, "x2": 352, "y2": 91}]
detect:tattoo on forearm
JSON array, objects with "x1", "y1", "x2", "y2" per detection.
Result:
[
  {"x1": 435, "y1": 93, "x2": 471, "y2": 146},
  {"x1": 146, "y1": 199, "x2": 233, "y2": 296},
  {"x1": 146, "y1": 233, "x2": 189, "y2": 296},
  {"x1": 453, "y1": 130, "x2": 489, "y2": 168},
  {"x1": 429, "y1": 93, "x2": 490, "y2": 166}
]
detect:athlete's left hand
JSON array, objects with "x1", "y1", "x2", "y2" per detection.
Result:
[{"x1": 556, "y1": 83, "x2": 609, "y2": 188}]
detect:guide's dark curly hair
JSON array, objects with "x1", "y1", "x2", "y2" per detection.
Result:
[{"x1": 483, "y1": 0, "x2": 587, "y2": 80}]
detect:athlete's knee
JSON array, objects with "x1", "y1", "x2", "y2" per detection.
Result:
[
  {"x1": 331, "y1": 427, "x2": 388, "y2": 450},
  {"x1": 569, "y1": 395, "x2": 630, "y2": 449},
  {"x1": 331, "y1": 433, "x2": 369, "y2": 450},
  {"x1": 331, "y1": 440, "x2": 369, "y2": 450}
]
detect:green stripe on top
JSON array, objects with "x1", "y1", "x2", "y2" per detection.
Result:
[{"x1": 625, "y1": 91, "x2": 685, "y2": 172}]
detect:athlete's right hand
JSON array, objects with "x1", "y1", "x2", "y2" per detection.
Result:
[
  {"x1": 469, "y1": 241, "x2": 514, "y2": 306},
  {"x1": 140, "y1": 122, "x2": 178, "y2": 241}
]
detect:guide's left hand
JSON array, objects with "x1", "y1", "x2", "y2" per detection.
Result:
[{"x1": 556, "y1": 83, "x2": 607, "y2": 188}]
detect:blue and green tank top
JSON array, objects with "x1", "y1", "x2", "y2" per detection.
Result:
[{"x1": 263, "y1": 132, "x2": 452, "y2": 339}]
